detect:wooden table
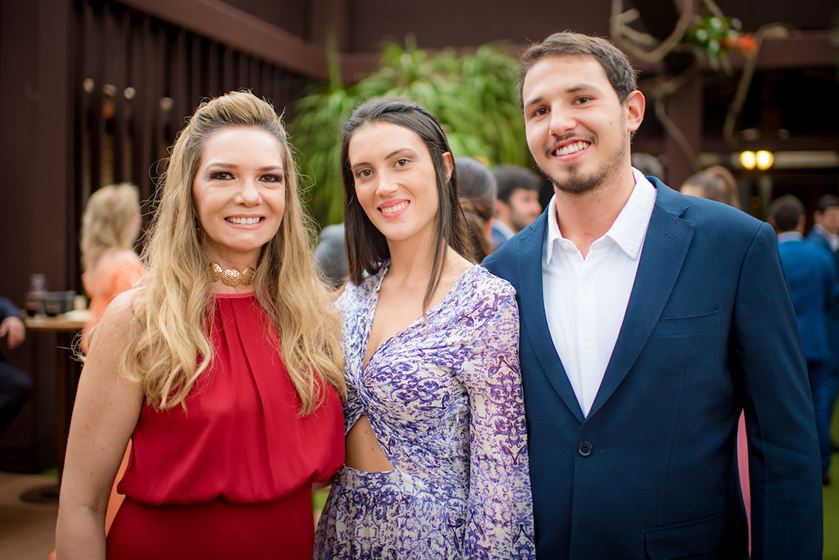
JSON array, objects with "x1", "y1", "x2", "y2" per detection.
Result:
[{"x1": 20, "y1": 316, "x2": 87, "y2": 503}]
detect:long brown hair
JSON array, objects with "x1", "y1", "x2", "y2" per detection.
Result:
[{"x1": 341, "y1": 97, "x2": 472, "y2": 309}]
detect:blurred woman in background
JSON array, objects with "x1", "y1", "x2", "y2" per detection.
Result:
[
  {"x1": 455, "y1": 156, "x2": 497, "y2": 261},
  {"x1": 680, "y1": 165, "x2": 740, "y2": 208},
  {"x1": 80, "y1": 183, "x2": 144, "y2": 352}
]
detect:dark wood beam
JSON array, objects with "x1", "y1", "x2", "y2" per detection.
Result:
[{"x1": 118, "y1": 0, "x2": 330, "y2": 79}]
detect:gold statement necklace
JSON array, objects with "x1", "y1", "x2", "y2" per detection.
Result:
[{"x1": 210, "y1": 262, "x2": 256, "y2": 287}]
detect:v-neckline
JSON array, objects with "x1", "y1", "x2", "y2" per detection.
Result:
[{"x1": 358, "y1": 262, "x2": 477, "y2": 374}]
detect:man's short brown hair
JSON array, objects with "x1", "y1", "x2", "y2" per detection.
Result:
[{"x1": 519, "y1": 31, "x2": 639, "y2": 105}]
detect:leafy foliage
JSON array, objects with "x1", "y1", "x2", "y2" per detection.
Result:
[
  {"x1": 290, "y1": 40, "x2": 529, "y2": 226},
  {"x1": 683, "y1": 13, "x2": 756, "y2": 73}
]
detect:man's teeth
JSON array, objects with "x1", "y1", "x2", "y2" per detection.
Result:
[
  {"x1": 381, "y1": 201, "x2": 409, "y2": 215},
  {"x1": 227, "y1": 216, "x2": 261, "y2": 225},
  {"x1": 555, "y1": 141, "x2": 589, "y2": 156}
]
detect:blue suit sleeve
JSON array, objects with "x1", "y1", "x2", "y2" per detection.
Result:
[
  {"x1": 731, "y1": 222, "x2": 823, "y2": 558},
  {"x1": 0, "y1": 297, "x2": 22, "y2": 322}
]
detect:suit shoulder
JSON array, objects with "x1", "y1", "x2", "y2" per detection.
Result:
[{"x1": 678, "y1": 194, "x2": 768, "y2": 244}]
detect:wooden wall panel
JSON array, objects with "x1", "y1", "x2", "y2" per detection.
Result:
[{"x1": 346, "y1": 0, "x2": 613, "y2": 52}]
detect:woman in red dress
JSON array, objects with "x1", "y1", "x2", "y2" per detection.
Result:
[{"x1": 56, "y1": 91, "x2": 346, "y2": 560}]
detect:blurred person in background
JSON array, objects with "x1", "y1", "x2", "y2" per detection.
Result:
[
  {"x1": 807, "y1": 194, "x2": 839, "y2": 481},
  {"x1": 808, "y1": 194, "x2": 839, "y2": 253},
  {"x1": 314, "y1": 223, "x2": 348, "y2": 288},
  {"x1": 491, "y1": 165, "x2": 542, "y2": 249},
  {"x1": 456, "y1": 156, "x2": 497, "y2": 261},
  {"x1": 80, "y1": 183, "x2": 145, "y2": 352},
  {"x1": 770, "y1": 195, "x2": 836, "y2": 485},
  {"x1": 630, "y1": 152, "x2": 664, "y2": 181},
  {"x1": 0, "y1": 297, "x2": 31, "y2": 435},
  {"x1": 680, "y1": 165, "x2": 740, "y2": 208},
  {"x1": 57, "y1": 91, "x2": 346, "y2": 560}
]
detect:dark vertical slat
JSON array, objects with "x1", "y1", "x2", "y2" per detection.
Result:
[
  {"x1": 129, "y1": 13, "x2": 152, "y2": 203},
  {"x1": 70, "y1": 0, "x2": 86, "y2": 293},
  {"x1": 260, "y1": 62, "x2": 272, "y2": 106},
  {"x1": 190, "y1": 33, "x2": 203, "y2": 107},
  {"x1": 85, "y1": 0, "x2": 104, "y2": 193},
  {"x1": 151, "y1": 19, "x2": 168, "y2": 180},
  {"x1": 174, "y1": 29, "x2": 189, "y2": 131},
  {"x1": 236, "y1": 52, "x2": 248, "y2": 91},
  {"x1": 222, "y1": 47, "x2": 235, "y2": 94},
  {"x1": 206, "y1": 41, "x2": 220, "y2": 98},
  {"x1": 249, "y1": 56, "x2": 261, "y2": 95},
  {"x1": 106, "y1": 4, "x2": 129, "y2": 183}
]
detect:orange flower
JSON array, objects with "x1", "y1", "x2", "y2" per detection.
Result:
[{"x1": 737, "y1": 34, "x2": 758, "y2": 54}]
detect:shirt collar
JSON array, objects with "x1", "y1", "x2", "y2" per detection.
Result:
[
  {"x1": 545, "y1": 168, "x2": 656, "y2": 264},
  {"x1": 777, "y1": 231, "x2": 803, "y2": 243}
]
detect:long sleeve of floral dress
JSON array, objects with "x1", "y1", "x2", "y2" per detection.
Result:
[{"x1": 458, "y1": 282, "x2": 536, "y2": 558}]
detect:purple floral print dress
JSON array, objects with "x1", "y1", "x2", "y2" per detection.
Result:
[{"x1": 314, "y1": 264, "x2": 536, "y2": 559}]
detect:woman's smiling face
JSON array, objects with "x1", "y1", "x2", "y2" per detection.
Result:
[
  {"x1": 192, "y1": 125, "x2": 286, "y2": 267},
  {"x1": 348, "y1": 121, "x2": 451, "y2": 247}
]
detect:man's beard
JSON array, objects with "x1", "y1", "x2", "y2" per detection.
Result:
[{"x1": 540, "y1": 141, "x2": 625, "y2": 195}]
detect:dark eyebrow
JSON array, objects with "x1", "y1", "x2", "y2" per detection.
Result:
[
  {"x1": 204, "y1": 163, "x2": 283, "y2": 172},
  {"x1": 385, "y1": 148, "x2": 416, "y2": 160},
  {"x1": 523, "y1": 96, "x2": 544, "y2": 110},
  {"x1": 566, "y1": 83, "x2": 598, "y2": 94},
  {"x1": 524, "y1": 83, "x2": 600, "y2": 108},
  {"x1": 351, "y1": 148, "x2": 417, "y2": 170}
]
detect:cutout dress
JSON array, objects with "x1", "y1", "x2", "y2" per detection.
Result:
[{"x1": 315, "y1": 265, "x2": 536, "y2": 559}]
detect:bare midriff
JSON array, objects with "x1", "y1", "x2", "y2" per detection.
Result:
[{"x1": 344, "y1": 414, "x2": 394, "y2": 472}]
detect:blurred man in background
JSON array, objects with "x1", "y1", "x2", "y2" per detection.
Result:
[
  {"x1": 0, "y1": 297, "x2": 31, "y2": 435},
  {"x1": 491, "y1": 165, "x2": 542, "y2": 249}
]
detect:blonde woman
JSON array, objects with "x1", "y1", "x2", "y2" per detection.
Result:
[
  {"x1": 56, "y1": 91, "x2": 346, "y2": 560},
  {"x1": 80, "y1": 183, "x2": 145, "y2": 351}
]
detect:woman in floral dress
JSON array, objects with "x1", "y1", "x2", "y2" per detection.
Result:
[{"x1": 314, "y1": 97, "x2": 536, "y2": 559}]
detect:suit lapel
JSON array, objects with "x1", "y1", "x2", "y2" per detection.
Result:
[
  {"x1": 587, "y1": 182, "x2": 694, "y2": 419},
  {"x1": 516, "y1": 211, "x2": 586, "y2": 423}
]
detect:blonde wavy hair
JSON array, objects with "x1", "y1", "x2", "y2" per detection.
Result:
[
  {"x1": 122, "y1": 90, "x2": 345, "y2": 413},
  {"x1": 80, "y1": 183, "x2": 140, "y2": 272}
]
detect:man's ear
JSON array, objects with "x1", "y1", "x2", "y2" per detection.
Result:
[
  {"x1": 442, "y1": 152, "x2": 454, "y2": 182},
  {"x1": 624, "y1": 90, "x2": 645, "y2": 134}
]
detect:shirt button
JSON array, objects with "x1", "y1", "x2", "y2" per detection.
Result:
[{"x1": 578, "y1": 441, "x2": 593, "y2": 457}]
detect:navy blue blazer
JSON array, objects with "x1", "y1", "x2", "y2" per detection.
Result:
[
  {"x1": 807, "y1": 227, "x2": 839, "y2": 364},
  {"x1": 777, "y1": 237, "x2": 835, "y2": 362},
  {"x1": 484, "y1": 178, "x2": 822, "y2": 559}
]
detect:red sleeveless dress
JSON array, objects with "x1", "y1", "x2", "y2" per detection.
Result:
[{"x1": 106, "y1": 293, "x2": 344, "y2": 559}]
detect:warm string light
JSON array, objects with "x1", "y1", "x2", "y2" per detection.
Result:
[{"x1": 739, "y1": 149, "x2": 774, "y2": 170}]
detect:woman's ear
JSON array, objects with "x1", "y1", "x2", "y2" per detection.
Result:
[{"x1": 442, "y1": 152, "x2": 454, "y2": 182}]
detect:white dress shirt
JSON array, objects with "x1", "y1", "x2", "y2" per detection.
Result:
[{"x1": 542, "y1": 169, "x2": 657, "y2": 417}]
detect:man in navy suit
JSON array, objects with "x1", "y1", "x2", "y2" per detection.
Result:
[
  {"x1": 484, "y1": 31, "x2": 822, "y2": 559},
  {"x1": 0, "y1": 297, "x2": 31, "y2": 435},
  {"x1": 805, "y1": 194, "x2": 839, "y2": 484}
]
